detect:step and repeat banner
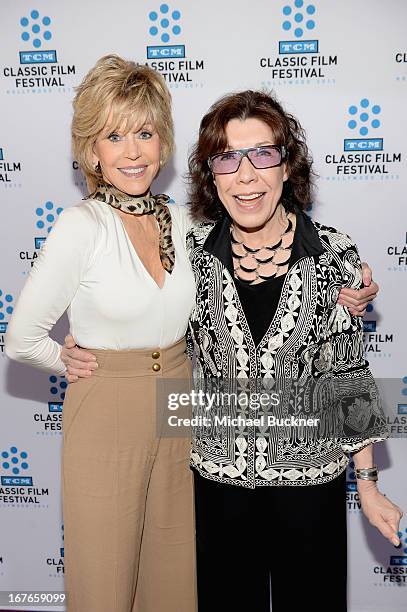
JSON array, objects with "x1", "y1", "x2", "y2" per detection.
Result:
[{"x1": 0, "y1": 1, "x2": 406, "y2": 610}]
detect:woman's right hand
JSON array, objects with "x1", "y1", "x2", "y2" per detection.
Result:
[{"x1": 61, "y1": 335, "x2": 98, "y2": 383}]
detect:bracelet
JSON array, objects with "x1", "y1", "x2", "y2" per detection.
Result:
[{"x1": 355, "y1": 465, "x2": 378, "y2": 481}]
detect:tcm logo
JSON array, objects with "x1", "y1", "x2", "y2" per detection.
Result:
[
  {"x1": 279, "y1": 0, "x2": 317, "y2": 54},
  {"x1": 61, "y1": 523, "x2": 64, "y2": 558},
  {"x1": 0, "y1": 290, "x2": 14, "y2": 334},
  {"x1": 390, "y1": 527, "x2": 407, "y2": 566},
  {"x1": 0, "y1": 148, "x2": 3, "y2": 160},
  {"x1": 48, "y1": 375, "x2": 67, "y2": 413},
  {"x1": 363, "y1": 303, "x2": 376, "y2": 333},
  {"x1": 19, "y1": 9, "x2": 57, "y2": 64},
  {"x1": 345, "y1": 459, "x2": 357, "y2": 492},
  {"x1": 344, "y1": 98, "x2": 383, "y2": 152},
  {"x1": 399, "y1": 377, "x2": 407, "y2": 416},
  {"x1": 34, "y1": 201, "x2": 63, "y2": 249},
  {"x1": 147, "y1": 4, "x2": 184, "y2": 59},
  {"x1": 1, "y1": 446, "x2": 32, "y2": 486}
]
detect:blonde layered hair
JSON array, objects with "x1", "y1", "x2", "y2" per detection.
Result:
[{"x1": 72, "y1": 54, "x2": 174, "y2": 191}]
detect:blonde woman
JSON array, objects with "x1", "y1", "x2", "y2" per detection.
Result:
[{"x1": 6, "y1": 55, "x2": 196, "y2": 612}]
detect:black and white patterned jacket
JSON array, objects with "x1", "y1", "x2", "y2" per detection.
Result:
[{"x1": 186, "y1": 210, "x2": 388, "y2": 488}]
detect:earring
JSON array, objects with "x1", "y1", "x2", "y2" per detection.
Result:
[{"x1": 94, "y1": 162, "x2": 101, "y2": 173}]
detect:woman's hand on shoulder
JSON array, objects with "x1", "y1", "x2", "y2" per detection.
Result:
[
  {"x1": 358, "y1": 481, "x2": 403, "y2": 546},
  {"x1": 61, "y1": 335, "x2": 98, "y2": 383},
  {"x1": 337, "y1": 261, "x2": 379, "y2": 316}
]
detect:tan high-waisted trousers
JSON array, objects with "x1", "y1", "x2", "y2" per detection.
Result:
[{"x1": 62, "y1": 339, "x2": 197, "y2": 612}]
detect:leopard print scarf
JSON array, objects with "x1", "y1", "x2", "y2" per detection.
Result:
[{"x1": 88, "y1": 183, "x2": 175, "y2": 274}]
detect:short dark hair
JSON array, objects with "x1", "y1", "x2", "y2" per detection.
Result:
[{"x1": 187, "y1": 90, "x2": 315, "y2": 222}]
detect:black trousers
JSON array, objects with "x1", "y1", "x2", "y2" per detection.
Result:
[{"x1": 194, "y1": 470, "x2": 347, "y2": 612}]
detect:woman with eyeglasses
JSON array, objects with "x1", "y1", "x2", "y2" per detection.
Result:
[{"x1": 186, "y1": 90, "x2": 402, "y2": 612}]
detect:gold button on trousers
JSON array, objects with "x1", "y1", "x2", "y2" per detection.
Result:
[{"x1": 62, "y1": 338, "x2": 196, "y2": 612}]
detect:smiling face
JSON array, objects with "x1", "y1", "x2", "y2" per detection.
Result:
[
  {"x1": 92, "y1": 118, "x2": 161, "y2": 196},
  {"x1": 213, "y1": 117, "x2": 288, "y2": 232}
]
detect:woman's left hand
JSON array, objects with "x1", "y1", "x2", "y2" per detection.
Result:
[
  {"x1": 358, "y1": 482, "x2": 403, "y2": 546},
  {"x1": 338, "y1": 261, "x2": 379, "y2": 316}
]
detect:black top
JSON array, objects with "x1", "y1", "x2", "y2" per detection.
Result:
[
  {"x1": 233, "y1": 213, "x2": 301, "y2": 346},
  {"x1": 235, "y1": 274, "x2": 286, "y2": 346}
]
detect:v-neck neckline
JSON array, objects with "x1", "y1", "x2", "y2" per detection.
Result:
[
  {"x1": 113, "y1": 207, "x2": 168, "y2": 291},
  {"x1": 235, "y1": 273, "x2": 287, "y2": 347},
  {"x1": 229, "y1": 263, "x2": 295, "y2": 354}
]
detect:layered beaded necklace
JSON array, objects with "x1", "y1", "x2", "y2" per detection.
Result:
[{"x1": 231, "y1": 212, "x2": 295, "y2": 284}]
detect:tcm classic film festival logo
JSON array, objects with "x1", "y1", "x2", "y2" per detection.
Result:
[
  {"x1": 324, "y1": 99, "x2": 402, "y2": 180},
  {"x1": 146, "y1": 4, "x2": 205, "y2": 88},
  {"x1": 386, "y1": 231, "x2": 407, "y2": 273},
  {"x1": 2, "y1": 9, "x2": 76, "y2": 93},
  {"x1": 18, "y1": 201, "x2": 63, "y2": 274},
  {"x1": 33, "y1": 375, "x2": 66, "y2": 436},
  {"x1": 0, "y1": 147, "x2": 23, "y2": 189},
  {"x1": 0, "y1": 446, "x2": 50, "y2": 507},
  {"x1": 260, "y1": 1, "x2": 338, "y2": 86},
  {"x1": 47, "y1": 524, "x2": 64, "y2": 577},
  {"x1": 391, "y1": 376, "x2": 407, "y2": 438},
  {"x1": 372, "y1": 526, "x2": 407, "y2": 586},
  {"x1": 363, "y1": 304, "x2": 393, "y2": 359},
  {"x1": 0, "y1": 290, "x2": 14, "y2": 355},
  {"x1": 346, "y1": 459, "x2": 361, "y2": 514}
]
